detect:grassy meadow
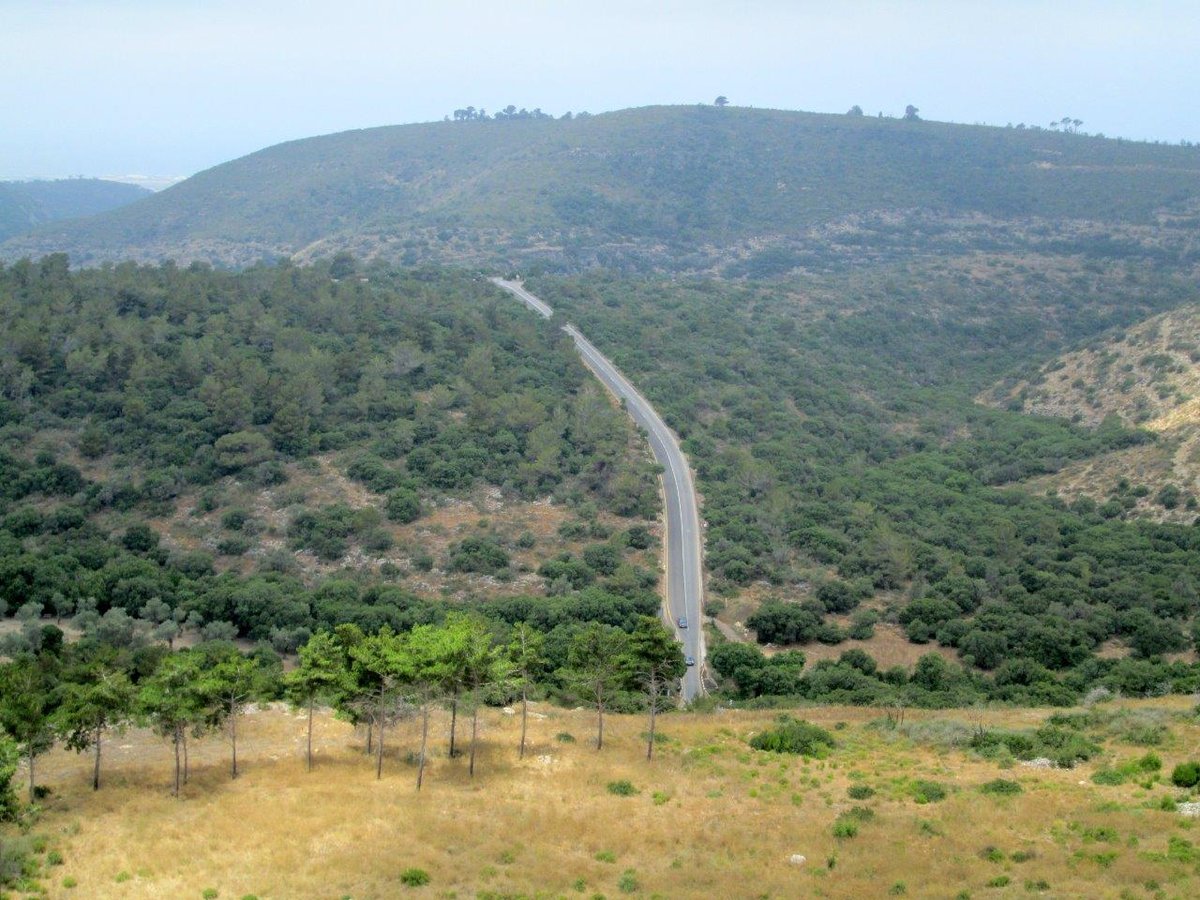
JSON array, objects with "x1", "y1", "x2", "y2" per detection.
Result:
[{"x1": 17, "y1": 697, "x2": 1200, "y2": 899}]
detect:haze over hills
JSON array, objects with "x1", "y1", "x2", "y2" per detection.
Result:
[
  {"x1": 0, "y1": 178, "x2": 151, "y2": 243},
  {"x1": 3, "y1": 104, "x2": 1199, "y2": 269}
]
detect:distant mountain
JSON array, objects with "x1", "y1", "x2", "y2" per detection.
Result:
[
  {"x1": 3, "y1": 105, "x2": 1199, "y2": 269},
  {"x1": 0, "y1": 178, "x2": 152, "y2": 243}
]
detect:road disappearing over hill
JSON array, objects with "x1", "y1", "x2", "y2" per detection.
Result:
[{"x1": 491, "y1": 278, "x2": 707, "y2": 702}]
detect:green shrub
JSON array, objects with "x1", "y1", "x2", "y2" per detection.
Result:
[
  {"x1": 847, "y1": 784, "x2": 875, "y2": 800},
  {"x1": 987, "y1": 876, "x2": 1010, "y2": 888},
  {"x1": 831, "y1": 818, "x2": 859, "y2": 839},
  {"x1": 556, "y1": 732, "x2": 576, "y2": 743},
  {"x1": 400, "y1": 868, "x2": 430, "y2": 887},
  {"x1": 594, "y1": 851, "x2": 617, "y2": 863},
  {"x1": 46, "y1": 850, "x2": 63, "y2": 866},
  {"x1": 979, "y1": 778, "x2": 1022, "y2": 796},
  {"x1": 911, "y1": 780, "x2": 947, "y2": 804},
  {"x1": 749, "y1": 717, "x2": 835, "y2": 756},
  {"x1": 63, "y1": 876, "x2": 78, "y2": 889},
  {"x1": 1091, "y1": 767, "x2": 1126, "y2": 786},
  {"x1": 607, "y1": 780, "x2": 639, "y2": 796},
  {"x1": 202, "y1": 890, "x2": 218, "y2": 899},
  {"x1": 1171, "y1": 761, "x2": 1200, "y2": 788},
  {"x1": 618, "y1": 869, "x2": 640, "y2": 894}
]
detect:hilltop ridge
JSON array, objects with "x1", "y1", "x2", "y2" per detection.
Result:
[{"x1": 4, "y1": 105, "x2": 1198, "y2": 269}]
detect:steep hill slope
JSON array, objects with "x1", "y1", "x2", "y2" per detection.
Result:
[
  {"x1": 0, "y1": 178, "x2": 151, "y2": 242},
  {"x1": 4, "y1": 105, "x2": 1199, "y2": 268},
  {"x1": 983, "y1": 305, "x2": 1200, "y2": 521}
]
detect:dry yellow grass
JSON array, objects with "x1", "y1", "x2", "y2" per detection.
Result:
[{"x1": 20, "y1": 697, "x2": 1200, "y2": 899}]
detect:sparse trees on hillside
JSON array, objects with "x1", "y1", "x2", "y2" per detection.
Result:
[
  {"x1": 561, "y1": 623, "x2": 630, "y2": 750},
  {"x1": 904, "y1": 105, "x2": 920, "y2": 121},
  {"x1": 56, "y1": 654, "x2": 136, "y2": 791},
  {"x1": 139, "y1": 651, "x2": 208, "y2": 796},
  {"x1": 714, "y1": 96, "x2": 729, "y2": 107},
  {"x1": 626, "y1": 617, "x2": 687, "y2": 760},
  {"x1": 0, "y1": 653, "x2": 60, "y2": 803},
  {"x1": 199, "y1": 650, "x2": 267, "y2": 780},
  {"x1": 286, "y1": 630, "x2": 351, "y2": 772},
  {"x1": 506, "y1": 623, "x2": 546, "y2": 759}
]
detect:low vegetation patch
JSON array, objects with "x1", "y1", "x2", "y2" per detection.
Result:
[
  {"x1": 400, "y1": 867, "x2": 430, "y2": 887},
  {"x1": 978, "y1": 778, "x2": 1022, "y2": 796},
  {"x1": 606, "y1": 780, "x2": 639, "y2": 796},
  {"x1": 910, "y1": 780, "x2": 948, "y2": 804},
  {"x1": 748, "y1": 717, "x2": 835, "y2": 756}
]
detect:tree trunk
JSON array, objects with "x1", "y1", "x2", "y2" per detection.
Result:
[
  {"x1": 365, "y1": 719, "x2": 373, "y2": 755},
  {"x1": 416, "y1": 703, "x2": 429, "y2": 791},
  {"x1": 449, "y1": 693, "x2": 458, "y2": 757},
  {"x1": 27, "y1": 748, "x2": 35, "y2": 804},
  {"x1": 469, "y1": 704, "x2": 479, "y2": 777},
  {"x1": 230, "y1": 706, "x2": 239, "y2": 779},
  {"x1": 182, "y1": 729, "x2": 189, "y2": 784},
  {"x1": 519, "y1": 687, "x2": 528, "y2": 760},
  {"x1": 172, "y1": 727, "x2": 182, "y2": 797},
  {"x1": 646, "y1": 678, "x2": 658, "y2": 761},
  {"x1": 93, "y1": 725, "x2": 103, "y2": 790},
  {"x1": 375, "y1": 715, "x2": 385, "y2": 781},
  {"x1": 596, "y1": 690, "x2": 605, "y2": 750},
  {"x1": 306, "y1": 697, "x2": 314, "y2": 772}
]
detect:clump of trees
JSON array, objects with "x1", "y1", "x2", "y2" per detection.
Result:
[{"x1": 0, "y1": 612, "x2": 686, "y2": 811}]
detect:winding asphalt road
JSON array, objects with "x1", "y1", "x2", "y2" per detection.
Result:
[{"x1": 491, "y1": 278, "x2": 707, "y2": 701}]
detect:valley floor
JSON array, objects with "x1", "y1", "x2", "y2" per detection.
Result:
[{"x1": 21, "y1": 698, "x2": 1200, "y2": 899}]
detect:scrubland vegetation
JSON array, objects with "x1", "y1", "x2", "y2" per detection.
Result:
[
  {"x1": 3, "y1": 104, "x2": 1200, "y2": 896},
  {"x1": 5, "y1": 698, "x2": 1200, "y2": 897}
]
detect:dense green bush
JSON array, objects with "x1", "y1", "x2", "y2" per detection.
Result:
[
  {"x1": 979, "y1": 779, "x2": 1022, "y2": 796},
  {"x1": 1171, "y1": 761, "x2": 1200, "y2": 788},
  {"x1": 749, "y1": 717, "x2": 835, "y2": 756}
]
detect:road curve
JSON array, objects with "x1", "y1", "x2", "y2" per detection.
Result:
[{"x1": 491, "y1": 278, "x2": 707, "y2": 701}]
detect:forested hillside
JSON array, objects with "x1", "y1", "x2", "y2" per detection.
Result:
[
  {"x1": 0, "y1": 258, "x2": 666, "y2": 653},
  {"x1": 529, "y1": 249, "x2": 1200, "y2": 706},
  {"x1": 0, "y1": 179, "x2": 150, "y2": 243},
  {"x1": 4, "y1": 105, "x2": 1198, "y2": 269}
]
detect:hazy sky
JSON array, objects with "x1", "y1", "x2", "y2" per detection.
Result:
[{"x1": 3, "y1": 0, "x2": 1197, "y2": 180}]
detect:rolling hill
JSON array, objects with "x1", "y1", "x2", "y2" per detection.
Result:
[
  {"x1": 3, "y1": 105, "x2": 1199, "y2": 269},
  {"x1": 983, "y1": 305, "x2": 1200, "y2": 522},
  {"x1": 0, "y1": 178, "x2": 151, "y2": 243}
]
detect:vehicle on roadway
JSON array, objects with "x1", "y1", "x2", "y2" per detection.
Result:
[
  {"x1": 677, "y1": 616, "x2": 688, "y2": 629},
  {"x1": 685, "y1": 655, "x2": 695, "y2": 666}
]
